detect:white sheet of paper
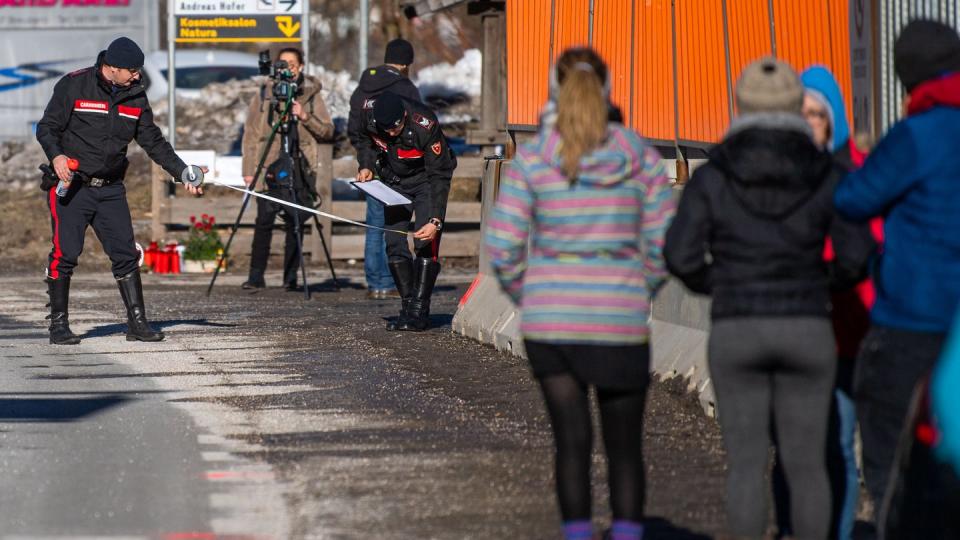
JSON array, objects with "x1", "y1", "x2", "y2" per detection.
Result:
[{"x1": 350, "y1": 180, "x2": 412, "y2": 206}]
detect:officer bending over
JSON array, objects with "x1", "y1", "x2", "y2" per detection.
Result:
[
  {"x1": 356, "y1": 91, "x2": 456, "y2": 331},
  {"x1": 36, "y1": 37, "x2": 204, "y2": 345}
]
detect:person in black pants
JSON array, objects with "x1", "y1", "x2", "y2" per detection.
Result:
[
  {"x1": 347, "y1": 38, "x2": 423, "y2": 300},
  {"x1": 355, "y1": 92, "x2": 456, "y2": 331},
  {"x1": 240, "y1": 47, "x2": 334, "y2": 291},
  {"x1": 36, "y1": 37, "x2": 203, "y2": 345}
]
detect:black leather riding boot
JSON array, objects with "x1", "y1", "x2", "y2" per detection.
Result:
[
  {"x1": 385, "y1": 258, "x2": 415, "y2": 331},
  {"x1": 47, "y1": 277, "x2": 81, "y2": 345},
  {"x1": 117, "y1": 270, "x2": 164, "y2": 342},
  {"x1": 399, "y1": 258, "x2": 441, "y2": 332}
]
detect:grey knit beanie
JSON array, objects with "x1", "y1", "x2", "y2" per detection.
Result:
[{"x1": 736, "y1": 57, "x2": 804, "y2": 115}]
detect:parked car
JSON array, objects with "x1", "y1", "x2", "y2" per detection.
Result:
[{"x1": 141, "y1": 49, "x2": 259, "y2": 102}]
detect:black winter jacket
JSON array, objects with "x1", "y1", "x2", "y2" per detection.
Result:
[
  {"x1": 36, "y1": 52, "x2": 186, "y2": 181},
  {"x1": 359, "y1": 95, "x2": 456, "y2": 221},
  {"x1": 347, "y1": 64, "x2": 422, "y2": 170},
  {"x1": 664, "y1": 116, "x2": 876, "y2": 319}
]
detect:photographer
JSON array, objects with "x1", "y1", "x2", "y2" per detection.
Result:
[{"x1": 241, "y1": 47, "x2": 334, "y2": 291}]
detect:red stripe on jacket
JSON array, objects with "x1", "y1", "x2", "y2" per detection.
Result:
[{"x1": 397, "y1": 148, "x2": 424, "y2": 159}]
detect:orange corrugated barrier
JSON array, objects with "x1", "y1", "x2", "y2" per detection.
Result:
[{"x1": 508, "y1": 0, "x2": 853, "y2": 147}]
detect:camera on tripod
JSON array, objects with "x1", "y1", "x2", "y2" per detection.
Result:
[{"x1": 258, "y1": 50, "x2": 298, "y2": 102}]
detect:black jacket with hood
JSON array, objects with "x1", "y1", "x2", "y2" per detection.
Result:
[
  {"x1": 36, "y1": 51, "x2": 186, "y2": 181},
  {"x1": 664, "y1": 113, "x2": 876, "y2": 319},
  {"x1": 347, "y1": 64, "x2": 422, "y2": 170}
]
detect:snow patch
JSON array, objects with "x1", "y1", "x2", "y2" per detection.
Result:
[{"x1": 414, "y1": 48, "x2": 482, "y2": 100}]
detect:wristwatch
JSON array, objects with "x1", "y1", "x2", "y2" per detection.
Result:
[{"x1": 428, "y1": 218, "x2": 443, "y2": 230}]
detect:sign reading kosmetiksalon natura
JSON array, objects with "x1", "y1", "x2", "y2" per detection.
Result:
[{"x1": 173, "y1": 0, "x2": 306, "y2": 43}]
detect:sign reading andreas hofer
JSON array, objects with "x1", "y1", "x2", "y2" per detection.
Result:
[{"x1": 174, "y1": 0, "x2": 305, "y2": 43}]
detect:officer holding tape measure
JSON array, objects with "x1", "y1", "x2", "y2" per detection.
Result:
[
  {"x1": 36, "y1": 37, "x2": 205, "y2": 345},
  {"x1": 355, "y1": 91, "x2": 456, "y2": 331}
]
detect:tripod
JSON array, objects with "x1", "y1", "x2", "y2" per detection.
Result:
[{"x1": 207, "y1": 92, "x2": 339, "y2": 299}]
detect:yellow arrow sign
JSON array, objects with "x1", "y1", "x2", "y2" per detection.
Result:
[{"x1": 276, "y1": 16, "x2": 300, "y2": 38}]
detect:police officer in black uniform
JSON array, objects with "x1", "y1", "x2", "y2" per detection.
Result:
[
  {"x1": 355, "y1": 91, "x2": 456, "y2": 331},
  {"x1": 36, "y1": 37, "x2": 203, "y2": 345}
]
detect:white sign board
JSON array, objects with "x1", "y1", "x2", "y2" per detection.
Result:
[
  {"x1": 173, "y1": 0, "x2": 306, "y2": 15},
  {"x1": 0, "y1": 1, "x2": 158, "y2": 140}
]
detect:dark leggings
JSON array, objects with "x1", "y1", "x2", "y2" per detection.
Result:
[{"x1": 537, "y1": 373, "x2": 648, "y2": 521}]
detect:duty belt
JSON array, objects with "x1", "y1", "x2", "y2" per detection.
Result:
[{"x1": 84, "y1": 176, "x2": 121, "y2": 187}]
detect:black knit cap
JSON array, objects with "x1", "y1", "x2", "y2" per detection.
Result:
[
  {"x1": 373, "y1": 92, "x2": 406, "y2": 129},
  {"x1": 384, "y1": 38, "x2": 415, "y2": 66},
  {"x1": 895, "y1": 20, "x2": 960, "y2": 91},
  {"x1": 104, "y1": 37, "x2": 144, "y2": 70}
]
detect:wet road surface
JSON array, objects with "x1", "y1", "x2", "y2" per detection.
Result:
[{"x1": 0, "y1": 270, "x2": 726, "y2": 539}]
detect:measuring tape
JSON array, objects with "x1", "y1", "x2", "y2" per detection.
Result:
[{"x1": 209, "y1": 180, "x2": 409, "y2": 235}]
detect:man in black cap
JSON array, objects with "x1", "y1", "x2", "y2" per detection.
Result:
[
  {"x1": 355, "y1": 91, "x2": 456, "y2": 331},
  {"x1": 348, "y1": 38, "x2": 423, "y2": 300},
  {"x1": 36, "y1": 37, "x2": 204, "y2": 345},
  {"x1": 835, "y1": 19, "x2": 960, "y2": 511}
]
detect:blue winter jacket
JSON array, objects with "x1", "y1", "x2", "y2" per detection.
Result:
[{"x1": 835, "y1": 106, "x2": 960, "y2": 332}]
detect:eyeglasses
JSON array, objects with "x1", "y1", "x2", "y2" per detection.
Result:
[{"x1": 803, "y1": 109, "x2": 828, "y2": 120}]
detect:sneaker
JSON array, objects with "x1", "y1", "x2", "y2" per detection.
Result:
[{"x1": 241, "y1": 279, "x2": 266, "y2": 290}]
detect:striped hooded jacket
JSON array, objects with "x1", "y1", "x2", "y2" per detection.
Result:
[{"x1": 486, "y1": 124, "x2": 675, "y2": 345}]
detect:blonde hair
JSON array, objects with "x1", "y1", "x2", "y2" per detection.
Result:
[{"x1": 555, "y1": 48, "x2": 609, "y2": 181}]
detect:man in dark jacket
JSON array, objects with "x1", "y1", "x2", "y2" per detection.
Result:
[
  {"x1": 348, "y1": 38, "x2": 423, "y2": 300},
  {"x1": 355, "y1": 92, "x2": 456, "y2": 331},
  {"x1": 36, "y1": 37, "x2": 203, "y2": 345},
  {"x1": 664, "y1": 58, "x2": 874, "y2": 539},
  {"x1": 834, "y1": 19, "x2": 960, "y2": 511}
]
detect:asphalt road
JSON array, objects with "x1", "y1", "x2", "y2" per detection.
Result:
[{"x1": 0, "y1": 268, "x2": 726, "y2": 539}]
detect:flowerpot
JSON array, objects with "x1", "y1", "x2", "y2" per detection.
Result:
[{"x1": 182, "y1": 259, "x2": 227, "y2": 273}]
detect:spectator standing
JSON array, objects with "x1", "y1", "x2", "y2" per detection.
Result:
[
  {"x1": 834, "y1": 19, "x2": 960, "y2": 511},
  {"x1": 788, "y1": 64, "x2": 875, "y2": 540},
  {"x1": 486, "y1": 48, "x2": 674, "y2": 540},
  {"x1": 665, "y1": 58, "x2": 874, "y2": 539},
  {"x1": 348, "y1": 39, "x2": 423, "y2": 299}
]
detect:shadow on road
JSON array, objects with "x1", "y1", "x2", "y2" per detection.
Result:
[
  {"x1": 82, "y1": 319, "x2": 237, "y2": 339},
  {"x1": 0, "y1": 395, "x2": 128, "y2": 422},
  {"x1": 645, "y1": 517, "x2": 713, "y2": 539}
]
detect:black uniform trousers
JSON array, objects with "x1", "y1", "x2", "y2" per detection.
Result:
[
  {"x1": 383, "y1": 180, "x2": 441, "y2": 262},
  {"x1": 46, "y1": 182, "x2": 139, "y2": 280},
  {"x1": 250, "y1": 188, "x2": 314, "y2": 284}
]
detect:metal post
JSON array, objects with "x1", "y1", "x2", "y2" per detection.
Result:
[
  {"x1": 303, "y1": 0, "x2": 311, "y2": 73},
  {"x1": 721, "y1": 0, "x2": 734, "y2": 122},
  {"x1": 359, "y1": 0, "x2": 369, "y2": 71},
  {"x1": 588, "y1": 0, "x2": 595, "y2": 45},
  {"x1": 167, "y1": 0, "x2": 176, "y2": 149},
  {"x1": 768, "y1": 0, "x2": 777, "y2": 56}
]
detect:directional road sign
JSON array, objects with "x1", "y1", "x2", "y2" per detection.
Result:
[{"x1": 173, "y1": 0, "x2": 306, "y2": 42}]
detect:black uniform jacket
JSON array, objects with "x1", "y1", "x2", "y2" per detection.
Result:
[
  {"x1": 347, "y1": 65, "x2": 422, "y2": 171},
  {"x1": 361, "y1": 96, "x2": 457, "y2": 221},
  {"x1": 36, "y1": 51, "x2": 186, "y2": 181}
]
